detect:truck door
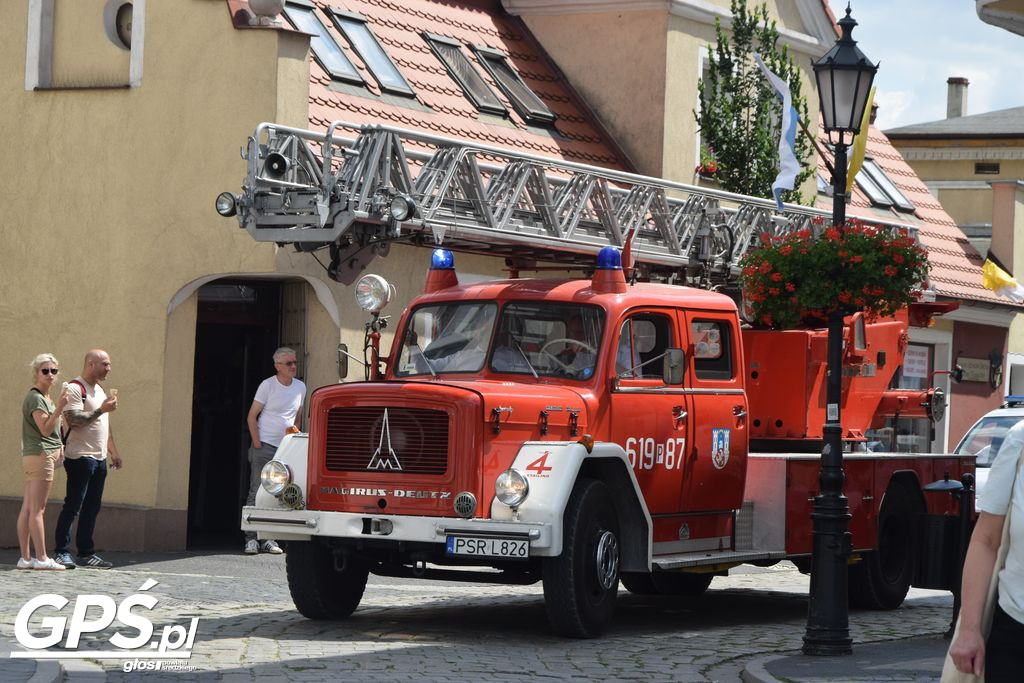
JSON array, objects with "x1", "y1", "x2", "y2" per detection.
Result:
[
  {"x1": 609, "y1": 309, "x2": 689, "y2": 515},
  {"x1": 679, "y1": 313, "x2": 748, "y2": 515}
]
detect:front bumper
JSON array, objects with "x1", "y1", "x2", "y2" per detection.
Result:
[{"x1": 241, "y1": 506, "x2": 556, "y2": 555}]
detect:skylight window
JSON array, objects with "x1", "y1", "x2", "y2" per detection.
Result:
[
  {"x1": 283, "y1": 3, "x2": 363, "y2": 85},
  {"x1": 424, "y1": 34, "x2": 506, "y2": 116},
  {"x1": 855, "y1": 170, "x2": 894, "y2": 208},
  {"x1": 472, "y1": 46, "x2": 556, "y2": 125},
  {"x1": 861, "y1": 159, "x2": 915, "y2": 212},
  {"x1": 331, "y1": 11, "x2": 413, "y2": 96}
]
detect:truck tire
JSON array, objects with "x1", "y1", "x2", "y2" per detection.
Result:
[
  {"x1": 849, "y1": 483, "x2": 917, "y2": 610},
  {"x1": 620, "y1": 572, "x2": 713, "y2": 596},
  {"x1": 286, "y1": 541, "x2": 368, "y2": 620},
  {"x1": 543, "y1": 479, "x2": 620, "y2": 638}
]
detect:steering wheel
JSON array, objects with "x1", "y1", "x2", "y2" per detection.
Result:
[
  {"x1": 539, "y1": 338, "x2": 598, "y2": 376},
  {"x1": 540, "y1": 338, "x2": 597, "y2": 356}
]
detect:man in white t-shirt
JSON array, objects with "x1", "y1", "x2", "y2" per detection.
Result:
[
  {"x1": 243, "y1": 347, "x2": 306, "y2": 555},
  {"x1": 55, "y1": 349, "x2": 120, "y2": 569}
]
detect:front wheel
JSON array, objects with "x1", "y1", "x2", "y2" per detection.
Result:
[
  {"x1": 543, "y1": 479, "x2": 620, "y2": 638},
  {"x1": 286, "y1": 541, "x2": 369, "y2": 619}
]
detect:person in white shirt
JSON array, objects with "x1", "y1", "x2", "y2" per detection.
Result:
[
  {"x1": 243, "y1": 347, "x2": 305, "y2": 555},
  {"x1": 949, "y1": 416, "x2": 1024, "y2": 678}
]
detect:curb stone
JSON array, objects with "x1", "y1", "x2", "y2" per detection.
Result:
[
  {"x1": 741, "y1": 652, "x2": 789, "y2": 683},
  {"x1": 26, "y1": 659, "x2": 63, "y2": 683}
]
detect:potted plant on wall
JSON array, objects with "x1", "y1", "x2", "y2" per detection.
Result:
[{"x1": 738, "y1": 218, "x2": 930, "y2": 329}]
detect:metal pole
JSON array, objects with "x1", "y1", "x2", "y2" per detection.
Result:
[{"x1": 803, "y1": 140, "x2": 853, "y2": 656}]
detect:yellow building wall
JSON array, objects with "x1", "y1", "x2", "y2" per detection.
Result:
[
  {"x1": 519, "y1": 10, "x2": 669, "y2": 176},
  {"x1": 51, "y1": 0, "x2": 132, "y2": 88},
  {"x1": 0, "y1": 0, "x2": 317, "y2": 545}
]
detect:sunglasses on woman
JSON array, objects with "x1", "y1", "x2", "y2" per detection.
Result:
[{"x1": 40, "y1": 368, "x2": 59, "y2": 376}]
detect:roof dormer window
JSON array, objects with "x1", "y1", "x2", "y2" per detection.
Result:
[
  {"x1": 471, "y1": 45, "x2": 555, "y2": 125},
  {"x1": 860, "y1": 159, "x2": 915, "y2": 213},
  {"x1": 424, "y1": 33, "x2": 506, "y2": 116},
  {"x1": 331, "y1": 11, "x2": 413, "y2": 96},
  {"x1": 283, "y1": 2, "x2": 363, "y2": 85}
]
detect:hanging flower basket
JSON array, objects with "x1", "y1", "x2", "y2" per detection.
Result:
[{"x1": 738, "y1": 218, "x2": 930, "y2": 330}]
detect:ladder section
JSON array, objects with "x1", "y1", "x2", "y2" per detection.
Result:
[{"x1": 231, "y1": 120, "x2": 917, "y2": 286}]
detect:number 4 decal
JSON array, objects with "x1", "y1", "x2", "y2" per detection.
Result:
[{"x1": 526, "y1": 452, "x2": 553, "y2": 475}]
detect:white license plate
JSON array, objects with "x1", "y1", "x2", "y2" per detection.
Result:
[{"x1": 445, "y1": 535, "x2": 529, "y2": 558}]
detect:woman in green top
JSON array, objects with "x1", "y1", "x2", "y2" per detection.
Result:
[{"x1": 18, "y1": 353, "x2": 69, "y2": 570}]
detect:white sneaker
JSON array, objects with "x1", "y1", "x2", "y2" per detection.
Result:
[
  {"x1": 260, "y1": 540, "x2": 283, "y2": 555},
  {"x1": 31, "y1": 557, "x2": 67, "y2": 571},
  {"x1": 17, "y1": 558, "x2": 34, "y2": 570},
  {"x1": 244, "y1": 539, "x2": 259, "y2": 555}
]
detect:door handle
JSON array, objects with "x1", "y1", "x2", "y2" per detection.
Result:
[
  {"x1": 672, "y1": 406, "x2": 688, "y2": 423},
  {"x1": 732, "y1": 405, "x2": 747, "y2": 418}
]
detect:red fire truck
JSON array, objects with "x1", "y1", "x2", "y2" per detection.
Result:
[{"x1": 225, "y1": 121, "x2": 971, "y2": 638}]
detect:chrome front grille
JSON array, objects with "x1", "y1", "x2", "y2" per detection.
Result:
[{"x1": 325, "y1": 406, "x2": 449, "y2": 475}]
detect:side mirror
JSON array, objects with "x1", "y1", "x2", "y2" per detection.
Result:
[
  {"x1": 663, "y1": 348, "x2": 685, "y2": 385},
  {"x1": 337, "y1": 343, "x2": 349, "y2": 380}
]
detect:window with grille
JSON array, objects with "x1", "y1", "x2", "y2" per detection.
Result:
[
  {"x1": 472, "y1": 46, "x2": 555, "y2": 124},
  {"x1": 424, "y1": 34, "x2": 506, "y2": 116}
]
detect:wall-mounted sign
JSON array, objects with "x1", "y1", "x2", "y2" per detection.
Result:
[
  {"x1": 904, "y1": 346, "x2": 930, "y2": 379},
  {"x1": 957, "y1": 356, "x2": 991, "y2": 383}
]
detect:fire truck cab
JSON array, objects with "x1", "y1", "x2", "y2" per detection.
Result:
[{"x1": 244, "y1": 247, "x2": 970, "y2": 638}]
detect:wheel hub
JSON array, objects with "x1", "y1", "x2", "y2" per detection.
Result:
[{"x1": 595, "y1": 530, "x2": 619, "y2": 590}]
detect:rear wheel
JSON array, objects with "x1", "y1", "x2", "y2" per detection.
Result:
[
  {"x1": 543, "y1": 479, "x2": 620, "y2": 638},
  {"x1": 849, "y1": 483, "x2": 918, "y2": 609},
  {"x1": 286, "y1": 541, "x2": 369, "y2": 619}
]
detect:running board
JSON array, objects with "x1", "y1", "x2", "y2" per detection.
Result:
[{"x1": 652, "y1": 549, "x2": 786, "y2": 570}]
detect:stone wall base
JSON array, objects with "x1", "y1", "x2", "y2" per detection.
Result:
[{"x1": 0, "y1": 497, "x2": 186, "y2": 552}]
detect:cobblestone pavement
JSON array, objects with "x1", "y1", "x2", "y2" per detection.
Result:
[{"x1": 0, "y1": 550, "x2": 953, "y2": 682}]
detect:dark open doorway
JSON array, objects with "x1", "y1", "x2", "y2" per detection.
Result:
[{"x1": 187, "y1": 280, "x2": 281, "y2": 550}]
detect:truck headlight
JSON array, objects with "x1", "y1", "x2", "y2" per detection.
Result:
[
  {"x1": 355, "y1": 274, "x2": 393, "y2": 313},
  {"x1": 261, "y1": 460, "x2": 291, "y2": 496},
  {"x1": 495, "y1": 469, "x2": 529, "y2": 507}
]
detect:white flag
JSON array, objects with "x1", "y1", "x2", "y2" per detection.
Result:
[{"x1": 753, "y1": 54, "x2": 800, "y2": 211}]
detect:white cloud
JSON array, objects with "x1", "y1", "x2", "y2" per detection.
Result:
[{"x1": 841, "y1": 0, "x2": 1024, "y2": 129}]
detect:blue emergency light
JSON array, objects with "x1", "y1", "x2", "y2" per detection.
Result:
[
  {"x1": 431, "y1": 248, "x2": 455, "y2": 270},
  {"x1": 596, "y1": 246, "x2": 622, "y2": 270}
]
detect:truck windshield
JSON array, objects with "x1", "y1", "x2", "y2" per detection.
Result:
[
  {"x1": 394, "y1": 301, "x2": 604, "y2": 379},
  {"x1": 395, "y1": 302, "x2": 498, "y2": 376},
  {"x1": 954, "y1": 415, "x2": 1022, "y2": 467},
  {"x1": 490, "y1": 302, "x2": 604, "y2": 380}
]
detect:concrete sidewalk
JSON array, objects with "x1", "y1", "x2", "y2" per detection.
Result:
[{"x1": 742, "y1": 635, "x2": 950, "y2": 682}]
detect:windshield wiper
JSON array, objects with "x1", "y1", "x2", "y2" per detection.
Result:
[
  {"x1": 514, "y1": 340, "x2": 539, "y2": 378},
  {"x1": 409, "y1": 344, "x2": 438, "y2": 379}
]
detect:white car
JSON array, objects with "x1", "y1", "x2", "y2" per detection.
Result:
[{"x1": 953, "y1": 397, "x2": 1024, "y2": 510}]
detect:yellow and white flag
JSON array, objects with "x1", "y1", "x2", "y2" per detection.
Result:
[
  {"x1": 846, "y1": 86, "x2": 876, "y2": 193},
  {"x1": 982, "y1": 258, "x2": 1024, "y2": 302}
]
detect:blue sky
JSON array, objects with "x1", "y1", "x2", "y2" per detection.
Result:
[{"x1": 843, "y1": 0, "x2": 1024, "y2": 130}]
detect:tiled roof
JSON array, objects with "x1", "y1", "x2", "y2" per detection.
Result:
[
  {"x1": 884, "y1": 106, "x2": 1024, "y2": 138},
  {"x1": 815, "y1": 124, "x2": 1015, "y2": 307},
  {"x1": 300, "y1": 0, "x2": 631, "y2": 169}
]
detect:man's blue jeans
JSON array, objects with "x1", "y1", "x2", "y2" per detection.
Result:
[{"x1": 54, "y1": 456, "x2": 107, "y2": 557}]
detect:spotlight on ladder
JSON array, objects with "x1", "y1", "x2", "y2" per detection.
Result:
[{"x1": 215, "y1": 192, "x2": 238, "y2": 217}]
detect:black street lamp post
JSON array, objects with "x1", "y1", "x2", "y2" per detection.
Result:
[{"x1": 803, "y1": 4, "x2": 877, "y2": 657}]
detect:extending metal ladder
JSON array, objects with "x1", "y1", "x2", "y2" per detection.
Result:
[{"x1": 229, "y1": 120, "x2": 915, "y2": 286}]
